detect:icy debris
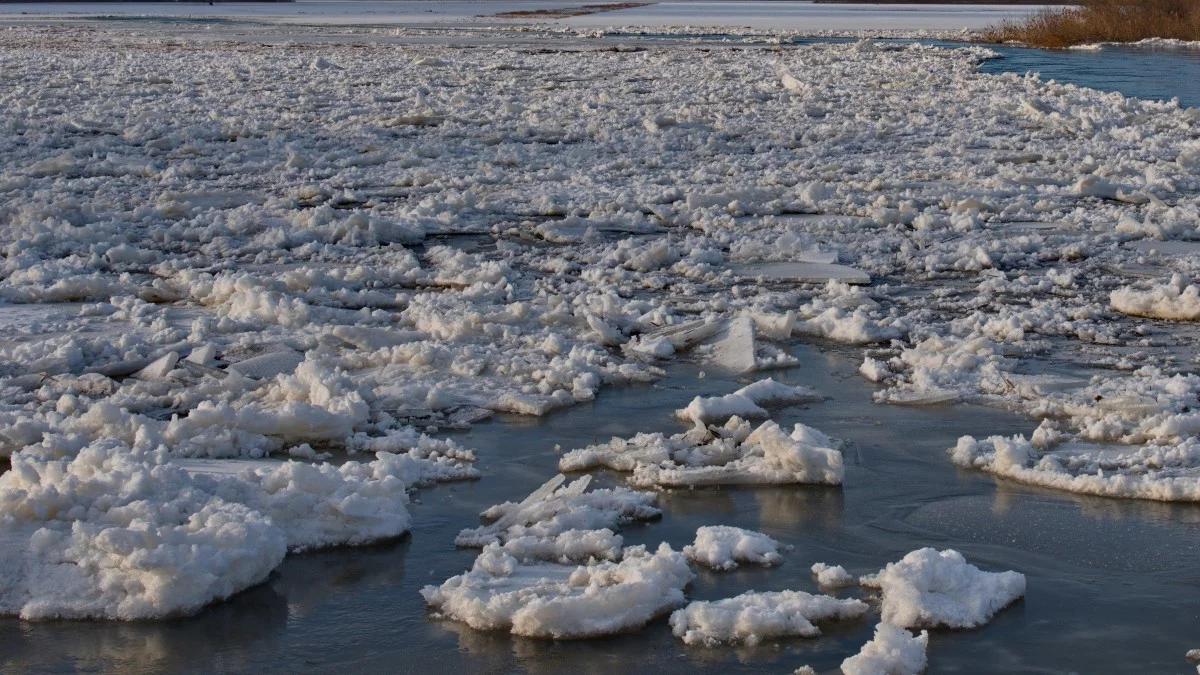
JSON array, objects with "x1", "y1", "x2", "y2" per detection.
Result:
[
  {"x1": 840, "y1": 623, "x2": 930, "y2": 675},
  {"x1": 811, "y1": 562, "x2": 855, "y2": 588},
  {"x1": 683, "y1": 526, "x2": 783, "y2": 570},
  {"x1": 859, "y1": 548, "x2": 1025, "y2": 629},
  {"x1": 421, "y1": 542, "x2": 692, "y2": 639},
  {"x1": 1110, "y1": 274, "x2": 1200, "y2": 321},
  {"x1": 1074, "y1": 175, "x2": 1148, "y2": 205},
  {"x1": 454, "y1": 474, "x2": 660, "y2": 549},
  {"x1": 668, "y1": 589, "x2": 867, "y2": 646},
  {"x1": 676, "y1": 377, "x2": 818, "y2": 427},
  {"x1": 563, "y1": 417, "x2": 843, "y2": 487},
  {"x1": 951, "y1": 435, "x2": 1200, "y2": 502},
  {"x1": 0, "y1": 441, "x2": 465, "y2": 620}
]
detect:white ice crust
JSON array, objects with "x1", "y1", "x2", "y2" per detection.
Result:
[
  {"x1": 421, "y1": 542, "x2": 693, "y2": 639},
  {"x1": 683, "y1": 525, "x2": 783, "y2": 570},
  {"x1": 859, "y1": 548, "x2": 1025, "y2": 629},
  {"x1": 561, "y1": 417, "x2": 843, "y2": 487},
  {"x1": 668, "y1": 589, "x2": 868, "y2": 646},
  {"x1": 840, "y1": 622, "x2": 930, "y2": 675}
]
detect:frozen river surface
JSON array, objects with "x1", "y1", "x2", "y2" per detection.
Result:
[{"x1": 2, "y1": 6, "x2": 1200, "y2": 675}]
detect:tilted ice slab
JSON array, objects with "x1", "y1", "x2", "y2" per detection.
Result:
[
  {"x1": 676, "y1": 377, "x2": 819, "y2": 427},
  {"x1": 951, "y1": 434, "x2": 1200, "y2": 502},
  {"x1": 454, "y1": 474, "x2": 660, "y2": 562},
  {"x1": 840, "y1": 622, "x2": 930, "y2": 675},
  {"x1": 859, "y1": 548, "x2": 1025, "y2": 630},
  {"x1": 561, "y1": 417, "x2": 844, "y2": 487},
  {"x1": 732, "y1": 261, "x2": 870, "y2": 285},
  {"x1": 0, "y1": 441, "x2": 471, "y2": 620},
  {"x1": 421, "y1": 542, "x2": 693, "y2": 639},
  {"x1": 683, "y1": 525, "x2": 783, "y2": 570},
  {"x1": 1111, "y1": 274, "x2": 1200, "y2": 321},
  {"x1": 668, "y1": 589, "x2": 867, "y2": 646}
]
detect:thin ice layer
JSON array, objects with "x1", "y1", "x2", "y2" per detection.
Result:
[{"x1": 421, "y1": 543, "x2": 693, "y2": 639}]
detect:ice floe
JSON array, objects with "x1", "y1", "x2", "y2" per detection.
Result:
[
  {"x1": 840, "y1": 622, "x2": 930, "y2": 675},
  {"x1": 683, "y1": 525, "x2": 783, "y2": 570},
  {"x1": 421, "y1": 542, "x2": 693, "y2": 638},
  {"x1": 668, "y1": 589, "x2": 868, "y2": 646},
  {"x1": 859, "y1": 548, "x2": 1025, "y2": 629}
]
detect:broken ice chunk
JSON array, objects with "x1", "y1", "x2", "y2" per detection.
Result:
[
  {"x1": 454, "y1": 474, "x2": 660, "y2": 550},
  {"x1": 859, "y1": 548, "x2": 1025, "y2": 629},
  {"x1": 226, "y1": 349, "x2": 305, "y2": 379},
  {"x1": 951, "y1": 434, "x2": 1200, "y2": 502},
  {"x1": 676, "y1": 377, "x2": 818, "y2": 427},
  {"x1": 669, "y1": 589, "x2": 867, "y2": 646},
  {"x1": 132, "y1": 351, "x2": 179, "y2": 380},
  {"x1": 811, "y1": 562, "x2": 855, "y2": 588},
  {"x1": 840, "y1": 623, "x2": 929, "y2": 675},
  {"x1": 421, "y1": 542, "x2": 692, "y2": 639},
  {"x1": 684, "y1": 525, "x2": 783, "y2": 570}
]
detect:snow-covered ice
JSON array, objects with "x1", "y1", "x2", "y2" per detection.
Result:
[
  {"x1": 683, "y1": 525, "x2": 783, "y2": 570},
  {"x1": 561, "y1": 417, "x2": 844, "y2": 487},
  {"x1": 421, "y1": 542, "x2": 693, "y2": 638},
  {"x1": 668, "y1": 589, "x2": 868, "y2": 646},
  {"x1": 840, "y1": 622, "x2": 930, "y2": 675},
  {"x1": 859, "y1": 548, "x2": 1025, "y2": 629}
]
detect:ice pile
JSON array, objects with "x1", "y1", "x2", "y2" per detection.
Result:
[
  {"x1": 859, "y1": 548, "x2": 1025, "y2": 629},
  {"x1": 421, "y1": 542, "x2": 693, "y2": 638},
  {"x1": 0, "y1": 440, "x2": 474, "y2": 619},
  {"x1": 560, "y1": 417, "x2": 844, "y2": 487},
  {"x1": 683, "y1": 525, "x2": 783, "y2": 570},
  {"x1": 668, "y1": 589, "x2": 868, "y2": 646}
]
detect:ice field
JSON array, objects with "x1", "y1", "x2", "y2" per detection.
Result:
[{"x1": 2, "y1": 4, "x2": 1200, "y2": 673}]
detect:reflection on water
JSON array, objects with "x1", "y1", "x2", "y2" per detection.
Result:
[{"x1": 7, "y1": 342, "x2": 1200, "y2": 673}]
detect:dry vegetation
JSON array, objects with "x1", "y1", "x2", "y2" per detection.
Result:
[
  {"x1": 492, "y1": 2, "x2": 649, "y2": 19},
  {"x1": 983, "y1": 0, "x2": 1200, "y2": 48}
]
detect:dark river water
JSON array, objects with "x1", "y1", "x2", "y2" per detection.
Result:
[{"x1": 3, "y1": 32, "x2": 1200, "y2": 675}]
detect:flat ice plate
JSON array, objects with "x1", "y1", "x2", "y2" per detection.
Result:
[
  {"x1": 1126, "y1": 239, "x2": 1200, "y2": 257},
  {"x1": 173, "y1": 458, "x2": 283, "y2": 476},
  {"x1": 732, "y1": 261, "x2": 869, "y2": 285}
]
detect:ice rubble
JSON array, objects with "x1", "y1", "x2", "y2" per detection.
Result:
[
  {"x1": 0, "y1": 440, "x2": 474, "y2": 619},
  {"x1": 421, "y1": 542, "x2": 693, "y2": 639},
  {"x1": 560, "y1": 417, "x2": 844, "y2": 487},
  {"x1": 840, "y1": 623, "x2": 930, "y2": 675},
  {"x1": 668, "y1": 589, "x2": 868, "y2": 646},
  {"x1": 859, "y1": 548, "x2": 1025, "y2": 629},
  {"x1": 683, "y1": 525, "x2": 783, "y2": 570},
  {"x1": 2, "y1": 20, "x2": 1200, "y2": 627}
]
